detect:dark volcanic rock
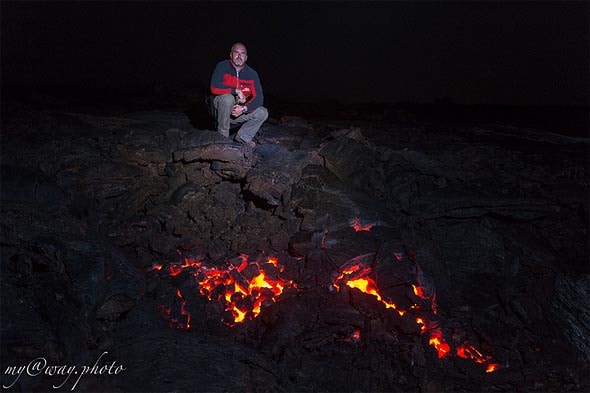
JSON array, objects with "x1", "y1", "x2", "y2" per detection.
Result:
[
  {"x1": 319, "y1": 135, "x2": 379, "y2": 185},
  {"x1": 256, "y1": 117, "x2": 316, "y2": 150},
  {"x1": 0, "y1": 165, "x2": 70, "y2": 208},
  {"x1": 1, "y1": 105, "x2": 588, "y2": 393},
  {"x1": 173, "y1": 142, "x2": 257, "y2": 180},
  {"x1": 0, "y1": 199, "x2": 144, "y2": 392},
  {"x1": 103, "y1": 300, "x2": 290, "y2": 393},
  {"x1": 550, "y1": 274, "x2": 590, "y2": 361},
  {"x1": 244, "y1": 146, "x2": 318, "y2": 207}
]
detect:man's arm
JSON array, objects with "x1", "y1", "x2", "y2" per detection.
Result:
[
  {"x1": 210, "y1": 62, "x2": 233, "y2": 95},
  {"x1": 244, "y1": 70, "x2": 264, "y2": 112}
]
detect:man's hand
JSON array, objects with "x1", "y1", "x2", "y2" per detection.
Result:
[
  {"x1": 231, "y1": 105, "x2": 244, "y2": 117},
  {"x1": 236, "y1": 89, "x2": 246, "y2": 104}
]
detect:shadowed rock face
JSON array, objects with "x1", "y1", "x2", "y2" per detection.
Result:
[{"x1": 1, "y1": 106, "x2": 588, "y2": 392}]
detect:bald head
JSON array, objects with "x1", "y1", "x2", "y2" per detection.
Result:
[
  {"x1": 229, "y1": 42, "x2": 248, "y2": 68},
  {"x1": 231, "y1": 42, "x2": 248, "y2": 53}
]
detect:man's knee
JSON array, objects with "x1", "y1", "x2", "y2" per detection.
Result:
[
  {"x1": 215, "y1": 94, "x2": 235, "y2": 109},
  {"x1": 252, "y1": 106, "x2": 269, "y2": 122}
]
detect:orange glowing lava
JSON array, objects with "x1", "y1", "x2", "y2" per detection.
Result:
[
  {"x1": 350, "y1": 217, "x2": 375, "y2": 232},
  {"x1": 429, "y1": 330, "x2": 451, "y2": 358},
  {"x1": 155, "y1": 251, "x2": 499, "y2": 374},
  {"x1": 158, "y1": 255, "x2": 293, "y2": 325},
  {"x1": 412, "y1": 284, "x2": 425, "y2": 298},
  {"x1": 486, "y1": 363, "x2": 499, "y2": 373},
  {"x1": 169, "y1": 258, "x2": 202, "y2": 276},
  {"x1": 338, "y1": 276, "x2": 405, "y2": 316},
  {"x1": 199, "y1": 266, "x2": 289, "y2": 324},
  {"x1": 344, "y1": 329, "x2": 362, "y2": 342},
  {"x1": 333, "y1": 260, "x2": 498, "y2": 372},
  {"x1": 416, "y1": 317, "x2": 426, "y2": 333},
  {"x1": 457, "y1": 344, "x2": 487, "y2": 363}
]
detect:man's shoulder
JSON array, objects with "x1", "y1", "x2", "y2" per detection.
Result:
[
  {"x1": 215, "y1": 59, "x2": 231, "y2": 68},
  {"x1": 244, "y1": 64, "x2": 259, "y2": 76}
]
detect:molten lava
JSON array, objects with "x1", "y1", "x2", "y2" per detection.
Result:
[
  {"x1": 457, "y1": 343, "x2": 499, "y2": 372},
  {"x1": 350, "y1": 217, "x2": 375, "y2": 232},
  {"x1": 334, "y1": 266, "x2": 405, "y2": 316},
  {"x1": 156, "y1": 255, "x2": 293, "y2": 326},
  {"x1": 344, "y1": 329, "x2": 362, "y2": 343},
  {"x1": 154, "y1": 249, "x2": 499, "y2": 373},
  {"x1": 428, "y1": 329, "x2": 451, "y2": 358},
  {"x1": 197, "y1": 263, "x2": 290, "y2": 324},
  {"x1": 486, "y1": 363, "x2": 499, "y2": 373},
  {"x1": 333, "y1": 258, "x2": 498, "y2": 372}
]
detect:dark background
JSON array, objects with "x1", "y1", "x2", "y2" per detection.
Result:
[{"x1": 2, "y1": 1, "x2": 589, "y2": 109}]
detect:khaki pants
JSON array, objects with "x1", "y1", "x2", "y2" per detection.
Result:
[{"x1": 212, "y1": 94, "x2": 268, "y2": 142}]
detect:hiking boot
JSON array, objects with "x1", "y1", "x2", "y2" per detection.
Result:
[{"x1": 234, "y1": 133, "x2": 256, "y2": 148}]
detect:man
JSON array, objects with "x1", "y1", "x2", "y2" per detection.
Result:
[{"x1": 210, "y1": 42, "x2": 268, "y2": 147}]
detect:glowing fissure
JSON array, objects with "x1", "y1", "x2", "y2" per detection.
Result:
[
  {"x1": 154, "y1": 251, "x2": 499, "y2": 373},
  {"x1": 341, "y1": 276, "x2": 405, "y2": 316},
  {"x1": 332, "y1": 258, "x2": 499, "y2": 373}
]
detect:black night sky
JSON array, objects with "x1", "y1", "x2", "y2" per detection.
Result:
[{"x1": 1, "y1": 1, "x2": 589, "y2": 107}]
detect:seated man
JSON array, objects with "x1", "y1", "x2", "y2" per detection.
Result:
[{"x1": 210, "y1": 42, "x2": 268, "y2": 147}]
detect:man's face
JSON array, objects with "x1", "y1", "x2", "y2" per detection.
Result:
[{"x1": 230, "y1": 45, "x2": 248, "y2": 67}]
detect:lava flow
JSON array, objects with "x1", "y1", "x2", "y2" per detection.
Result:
[
  {"x1": 332, "y1": 257, "x2": 499, "y2": 372},
  {"x1": 154, "y1": 255, "x2": 294, "y2": 327},
  {"x1": 153, "y1": 249, "x2": 499, "y2": 373},
  {"x1": 333, "y1": 264, "x2": 406, "y2": 316},
  {"x1": 350, "y1": 217, "x2": 375, "y2": 232}
]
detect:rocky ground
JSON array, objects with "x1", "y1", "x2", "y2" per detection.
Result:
[{"x1": 1, "y1": 100, "x2": 589, "y2": 392}]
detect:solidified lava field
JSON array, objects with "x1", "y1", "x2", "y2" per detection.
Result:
[{"x1": 1, "y1": 100, "x2": 589, "y2": 392}]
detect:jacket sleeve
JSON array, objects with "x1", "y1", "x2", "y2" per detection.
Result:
[
  {"x1": 246, "y1": 70, "x2": 264, "y2": 112},
  {"x1": 210, "y1": 62, "x2": 233, "y2": 95}
]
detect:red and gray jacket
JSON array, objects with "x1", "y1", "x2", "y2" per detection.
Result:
[{"x1": 210, "y1": 60, "x2": 264, "y2": 113}]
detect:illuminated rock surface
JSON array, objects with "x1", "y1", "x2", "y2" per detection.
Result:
[{"x1": 1, "y1": 103, "x2": 588, "y2": 392}]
